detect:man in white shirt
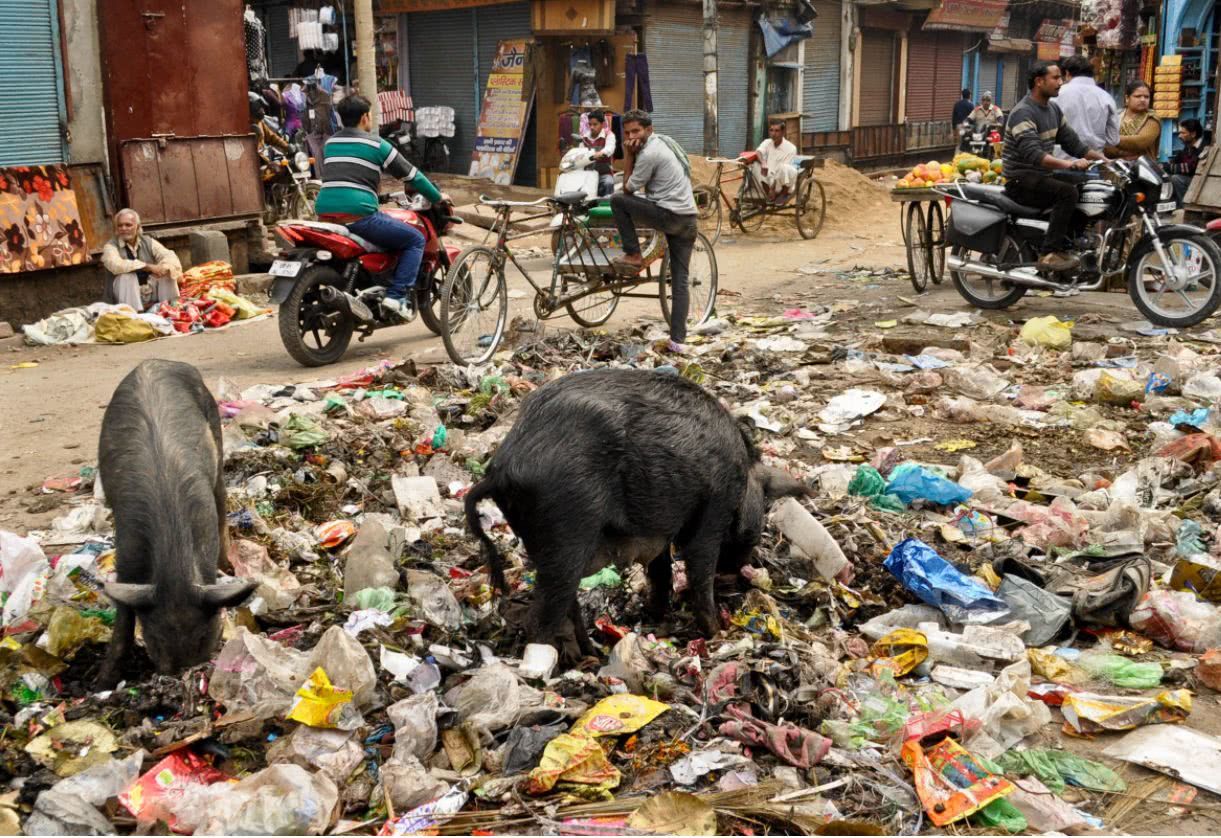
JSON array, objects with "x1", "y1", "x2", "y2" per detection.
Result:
[
  {"x1": 753, "y1": 121, "x2": 799, "y2": 203},
  {"x1": 1055, "y1": 54, "x2": 1119, "y2": 159},
  {"x1": 100, "y1": 209, "x2": 182, "y2": 311}
]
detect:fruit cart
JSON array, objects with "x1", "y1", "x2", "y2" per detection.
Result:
[
  {"x1": 891, "y1": 187, "x2": 947, "y2": 293},
  {"x1": 892, "y1": 155, "x2": 1002, "y2": 292}
]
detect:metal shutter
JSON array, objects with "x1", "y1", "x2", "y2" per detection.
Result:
[
  {"x1": 934, "y1": 32, "x2": 965, "y2": 120},
  {"x1": 408, "y1": 9, "x2": 477, "y2": 172},
  {"x1": 802, "y1": 0, "x2": 841, "y2": 132},
  {"x1": 717, "y1": 7, "x2": 751, "y2": 156},
  {"x1": 644, "y1": 1, "x2": 704, "y2": 152},
  {"x1": 905, "y1": 29, "x2": 939, "y2": 121},
  {"x1": 266, "y1": 6, "x2": 300, "y2": 79},
  {"x1": 978, "y1": 54, "x2": 999, "y2": 103},
  {"x1": 474, "y1": 3, "x2": 534, "y2": 184},
  {"x1": 858, "y1": 30, "x2": 895, "y2": 126},
  {"x1": 0, "y1": 0, "x2": 65, "y2": 165}
]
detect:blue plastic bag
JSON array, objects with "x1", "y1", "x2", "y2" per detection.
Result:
[
  {"x1": 885, "y1": 464, "x2": 972, "y2": 506},
  {"x1": 1169, "y1": 407, "x2": 1210, "y2": 428},
  {"x1": 883, "y1": 538, "x2": 1010, "y2": 624}
]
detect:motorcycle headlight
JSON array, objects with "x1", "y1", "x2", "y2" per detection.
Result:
[
  {"x1": 294, "y1": 151, "x2": 310, "y2": 173},
  {"x1": 1161, "y1": 181, "x2": 1174, "y2": 201}
]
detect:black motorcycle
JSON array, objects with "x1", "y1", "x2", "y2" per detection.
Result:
[{"x1": 939, "y1": 157, "x2": 1221, "y2": 328}]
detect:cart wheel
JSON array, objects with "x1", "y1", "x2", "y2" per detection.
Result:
[
  {"x1": 905, "y1": 202, "x2": 932, "y2": 292},
  {"x1": 660, "y1": 231, "x2": 718, "y2": 329},
  {"x1": 927, "y1": 200, "x2": 946, "y2": 285},
  {"x1": 734, "y1": 170, "x2": 768, "y2": 233},
  {"x1": 796, "y1": 176, "x2": 827, "y2": 240},
  {"x1": 693, "y1": 184, "x2": 723, "y2": 246}
]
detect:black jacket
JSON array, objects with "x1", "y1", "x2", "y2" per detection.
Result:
[{"x1": 1166, "y1": 140, "x2": 1206, "y2": 176}]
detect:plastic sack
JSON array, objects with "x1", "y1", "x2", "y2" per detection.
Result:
[
  {"x1": 1130, "y1": 590, "x2": 1221, "y2": 653},
  {"x1": 848, "y1": 465, "x2": 887, "y2": 498},
  {"x1": 901, "y1": 736, "x2": 1015, "y2": 827},
  {"x1": 886, "y1": 464, "x2": 972, "y2": 506},
  {"x1": 1019, "y1": 316, "x2": 1073, "y2": 350},
  {"x1": 1061, "y1": 689, "x2": 1192, "y2": 734},
  {"x1": 884, "y1": 538, "x2": 1009, "y2": 624},
  {"x1": 1077, "y1": 651, "x2": 1163, "y2": 689},
  {"x1": 94, "y1": 310, "x2": 158, "y2": 343}
]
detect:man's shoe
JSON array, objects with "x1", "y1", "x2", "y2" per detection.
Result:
[
  {"x1": 612, "y1": 254, "x2": 644, "y2": 275},
  {"x1": 667, "y1": 339, "x2": 689, "y2": 354},
  {"x1": 381, "y1": 295, "x2": 416, "y2": 322},
  {"x1": 1038, "y1": 251, "x2": 1081, "y2": 273}
]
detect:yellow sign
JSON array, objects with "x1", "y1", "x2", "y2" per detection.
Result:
[{"x1": 469, "y1": 40, "x2": 535, "y2": 185}]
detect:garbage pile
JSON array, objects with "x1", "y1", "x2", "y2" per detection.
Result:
[{"x1": 5, "y1": 306, "x2": 1221, "y2": 835}]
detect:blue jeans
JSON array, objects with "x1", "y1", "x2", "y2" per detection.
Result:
[{"x1": 347, "y1": 211, "x2": 425, "y2": 299}]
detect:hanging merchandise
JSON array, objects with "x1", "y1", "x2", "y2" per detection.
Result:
[{"x1": 244, "y1": 6, "x2": 270, "y2": 82}]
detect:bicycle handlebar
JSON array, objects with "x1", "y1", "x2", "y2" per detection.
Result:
[{"x1": 479, "y1": 194, "x2": 554, "y2": 208}]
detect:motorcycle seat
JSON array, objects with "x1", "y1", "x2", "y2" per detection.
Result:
[
  {"x1": 552, "y1": 191, "x2": 591, "y2": 209},
  {"x1": 957, "y1": 183, "x2": 1047, "y2": 219},
  {"x1": 295, "y1": 220, "x2": 384, "y2": 253}
]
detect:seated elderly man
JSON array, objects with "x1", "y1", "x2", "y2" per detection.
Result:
[
  {"x1": 100, "y1": 209, "x2": 182, "y2": 311},
  {"x1": 753, "y1": 120, "x2": 799, "y2": 204}
]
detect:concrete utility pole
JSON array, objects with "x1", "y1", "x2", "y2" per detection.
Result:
[
  {"x1": 703, "y1": 0, "x2": 719, "y2": 156},
  {"x1": 355, "y1": 0, "x2": 380, "y2": 129}
]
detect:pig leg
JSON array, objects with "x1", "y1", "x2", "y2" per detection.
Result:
[
  {"x1": 645, "y1": 550, "x2": 673, "y2": 622},
  {"x1": 568, "y1": 599, "x2": 595, "y2": 657},
  {"x1": 98, "y1": 605, "x2": 135, "y2": 688},
  {"x1": 524, "y1": 533, "x2": 596, "y2": 662},
  {"x1": 681, "y1": 514, "x2": 732, "y2": 640}
]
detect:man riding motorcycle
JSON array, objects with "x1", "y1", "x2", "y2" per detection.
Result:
[
  {"x1": 959, "y1": 92, "x2": 1004, "y2": 151},
  {"x1": 314, "y1": 94, "x2": 445, "y2": 320}
]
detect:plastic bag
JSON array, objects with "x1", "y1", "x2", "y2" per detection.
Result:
[
  {"x1": 1077, "y1": 651, "x2": 1163, "y2": 689},
  {"x1": 886, "y1": 464, "x2": 972, "y2": 506},
  {"x1": 119, "y1": 751, "x2": 232, "y2": 830},
  {"x1": 445, "y1": 663, "x2": 522, "y2": 735},
  {"x1": 884, "y1": 538, "x2": 1009, "y2": 624},
  {"x1": 869, "y1": 628, "x2": 929, "y2": 677},
  {"x1": 527, "y1": 732, "x2": 620, "y2": 795},
  {"x1": 995, "y1": 748, "x2": 1125, "y2": 794},
  {"x1": 188, "y1": 764, "x2": 338, "y2": 835},
  {"x1": 575, "y1": 695, "x2": 669, "y2": 737},
  {"x1": 0, "y1": 530, "x2": 50, "y2": 627},
  {"x1": 975, "y1": 798, "x2": 1028, "y2": 833},
  {"x1": 405, "y1": 569, "x2": 462, "y2": 631},
  {"x1": 205, "y1": 287, "x2": 270, "y2": 319},
  {"x1": 388, "y1": 692, "x2": 440, "y2": 762},
  {"x1": 286, "y1": 667, "x2": 363, "y2": 730},
  {"x1": 229, "y1": 539, "x2": 301, "y2": 611},
  {"x1": 266, "y1": 726, "x2": 364, "y2": 783},
  {"x1": 279, "y1": 414, "x2": 330, "y2": 449},
  {"x1": 1095, "y1": 371, "x2": 1144, "y2": 405},
  {"x1": 901, "y1": 736, "x2": 1015, "y2": 827},
  {"x1": 94, "y1": 311, "x2": 158, "y2": 343},
  {"x1": 1019, "y1": 316, "x2": 1073, "y2": 349},
  {"x1": 1130, "y1": 590, "x2": 1221, "y2": 653},
  {"x1": 26, "y1": 750, "x2": 145, "y2": 836}
]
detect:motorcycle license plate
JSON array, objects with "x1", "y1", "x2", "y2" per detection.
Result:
[
  {"x1": 1156, "y1": 201, "x2": 1177, "y2": 214},
  {"x1": 269, "y1": 260, "x2": 302, "y2": 278}
]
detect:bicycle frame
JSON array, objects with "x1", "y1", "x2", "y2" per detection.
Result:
[{"x1": 479, "y1": 198, "x2": 666, "y2": 317}]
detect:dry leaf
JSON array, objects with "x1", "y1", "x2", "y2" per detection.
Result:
[{"x1": 628, "y1": 791, "x2": 718, "y2": 836}]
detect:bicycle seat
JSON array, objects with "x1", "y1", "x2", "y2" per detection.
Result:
[
  {"x1": 739, "y1": 150, "x2": 760, "y2": 165},
  {"x1": 793, "y1": 156, "x2": 817, "y2": 171},
  {"x1": 552, "y1": 191, "x2": 591, "y2": 209},
  {"x1": 956, "y1": 183, "x2": 1047, "y2": 219}
]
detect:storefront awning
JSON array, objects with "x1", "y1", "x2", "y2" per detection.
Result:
[{"x1": 923, "y1": 0, "x2": 1009, "y2": 32}]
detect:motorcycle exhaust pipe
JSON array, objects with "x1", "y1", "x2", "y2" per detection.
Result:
[
  {"x1": 317, "y1": 286, "x2": 374, "y2": 322},
  {"x1": 945, "y1": 254, "x2": 1070, "y2": 291}
]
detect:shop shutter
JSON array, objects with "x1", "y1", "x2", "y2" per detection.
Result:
[
  {"x1": 858, "y1": 29, "x2": 896, "y2": 126},
  {"x1": 717, "y1": 6, "x2": 751, "y2": 156},
  {"x1": 266, "y1": 5, "x2": 300, "y2": 79},
  {"x1": 977, "y1": 54, "x2": 999, "y2": 104},
  {"x1": 802, "y1": 0, "x2": 842, "y2": 132},
  {"x1": 408, "y1": 8, "x2": 477, "y2": 172},
  {"x1": 933, "y1": 32, "x2": 965, "y2": 119},
  {"x1": 1004, "y1": 55, "x2": 1025, "y2": 110},
  {"x1": 474, "y1": 2, "x2": 534, "y2": 184},
  {"x1": 0, "y1": 0, "x2": 65, "y2": 166},
  {"x1": 644, "y1": 1, "x2": 704, "y2": 152},
  {"x1": 905, "y1": 29, "x2": 939, "y2": 121}
]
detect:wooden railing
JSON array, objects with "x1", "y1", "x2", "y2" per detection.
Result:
[{"x1": 801, "y1": 119, "x2": 956, "y2": 163}]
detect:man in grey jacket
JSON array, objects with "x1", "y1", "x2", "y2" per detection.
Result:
[{"x1": 610, "y1": 109, "x2": 698, "y2": 350}]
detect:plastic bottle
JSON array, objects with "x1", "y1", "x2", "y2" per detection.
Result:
[{"x1": 773, "y1": 497, "x2": 851, "y2": 581}]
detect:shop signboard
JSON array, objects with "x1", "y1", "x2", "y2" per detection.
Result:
[
  {"x1": 469, "y1": 39, "x2": 535, "y2": 184},
  {"x1": 924, "y1": 0, "x2": 1008, "y2": 32}
]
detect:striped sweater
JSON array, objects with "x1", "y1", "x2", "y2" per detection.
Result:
[
  {"x1": 1002, "y1": 95, "x2": 1089, "y2": 182},
  {"x1": 315, "y1": 128, "x2": 442, "y2": 217}
]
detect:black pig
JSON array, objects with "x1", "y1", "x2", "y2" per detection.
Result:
[
  {"x1": 97, "y1": 360, "x2": 256, "y2": 685},
  {"x1": 464, "y1": 368, "x2": 807, "y2": 659}
]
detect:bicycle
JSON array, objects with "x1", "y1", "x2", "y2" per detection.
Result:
[
  {"x1": 439, "y1": 192, "x2": 718, "y2": 366},
  {"x1": 692, "y1": 153, "x2": 827, "y2": 245}
]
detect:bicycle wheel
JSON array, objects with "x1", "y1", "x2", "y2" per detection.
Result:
[
  {"x1": 659, "y1": 231, "x2": 718, "y2": 330},
  {"x1": 927, "y1": 200, "x2": 946, "y2": 285},
  {"x1": 440, "y1": 246, "x2": 508, "y2": 366},
  {"x1": 693, "y1": 183, "x2": 723, "y2": 246},
  {"x1": 904, "y1": 202, "x2": 933, "y2": 292},
  {"x1": 734, "y1": 170, "x2": 768, "y2": 233},
  {"x1": 563, "y1": 276, "x2": 620, "y2": 327},
  {"x1": 796, "y1": 175, "x2": 827, "y2": 240}
]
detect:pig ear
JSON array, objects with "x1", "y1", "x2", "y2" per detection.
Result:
[
  {"x1": 104, "y1": 582, "x2": 157, "y2": 609},
  {"x1": 757, "y1": 466, "x2": 812, "y2": 502},
  {"x1": 196, "y1": 579, "x2": 259, "y2": 611}
]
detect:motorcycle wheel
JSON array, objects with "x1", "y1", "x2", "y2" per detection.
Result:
[
  {"x1": 416, "y1": 270, "x2": 444, "y2": 336},
  {"x1": 948, "y1": 234, "x2": 1029, "y2": 310},
  {"x1": 289, "y1": 181, "x2": 320, "y2": 220},
  {"x1": 278, "y1": 265, "x2": 354, "y2": 367},
  {"x1": 1128, "y1": 230, "x2": 1221, "y2": 328}
]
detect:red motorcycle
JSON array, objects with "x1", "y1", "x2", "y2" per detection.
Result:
[{"x1": 270, "y1": 193, "x2": 462, "y2": 366}]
